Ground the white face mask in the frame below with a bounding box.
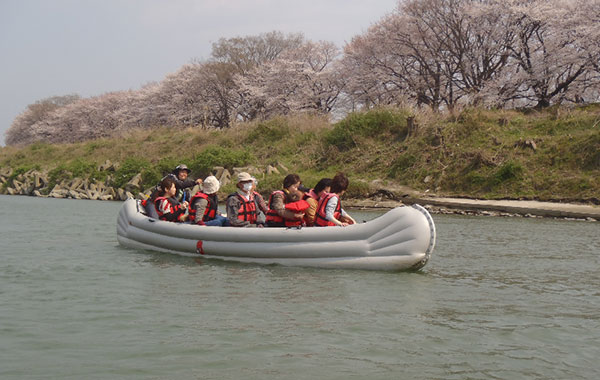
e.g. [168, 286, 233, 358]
[242, 182, 253, 192]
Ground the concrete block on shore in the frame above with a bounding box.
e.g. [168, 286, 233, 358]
[117, 188, 128, 201]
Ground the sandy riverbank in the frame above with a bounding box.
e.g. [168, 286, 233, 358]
[346, 196, 600, 221]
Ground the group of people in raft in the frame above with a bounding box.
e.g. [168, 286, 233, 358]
[142, 164, 356, 228]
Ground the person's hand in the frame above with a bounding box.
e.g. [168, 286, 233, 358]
[340, 216, 355, 225]
[182, 201, 189, 209]
[293, 213, 304, 220]
[195, 178, 203, 185]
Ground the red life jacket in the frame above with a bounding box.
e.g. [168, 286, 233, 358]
[228, 192, 257, 223]
[189, 192, 218, 223]
[284, 200, 310, 227]
[265, 190, 285, 226]
[314, 193, 342, 227]
[154, 196, 186, 222]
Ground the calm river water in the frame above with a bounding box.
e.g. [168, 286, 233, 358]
[0, 194, 598, 379]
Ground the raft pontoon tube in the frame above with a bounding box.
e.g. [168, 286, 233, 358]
[117, 199, 436, 271]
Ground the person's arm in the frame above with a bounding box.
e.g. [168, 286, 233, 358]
[226, 196, 249, 227]
[192, 198, 208, 225]
[339, 208, 356, 224]
[272, 192, 302, 220]
[254, 192, 268, 214]
[177, 177, 197, 189]
[325, 196, 346, 226]
[173, 198, 188, 222]
[157, 198, 187, 222]
[305, 198, 317, 225]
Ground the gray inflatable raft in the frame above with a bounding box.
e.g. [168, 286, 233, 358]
[117, 199, 436, 271]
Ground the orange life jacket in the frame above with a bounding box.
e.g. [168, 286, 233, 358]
[189, 192, 218, 223]
[228, 192, 257, 223]
[314, 193, 341, 227]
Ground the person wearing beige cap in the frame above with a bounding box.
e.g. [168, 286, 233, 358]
[188, 175, 229, 226]
[226, 172, 261, 227]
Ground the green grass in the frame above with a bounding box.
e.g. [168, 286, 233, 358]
[1, 105, 599, 201]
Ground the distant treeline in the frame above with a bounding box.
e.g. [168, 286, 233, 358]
[6, 0, 600, 146]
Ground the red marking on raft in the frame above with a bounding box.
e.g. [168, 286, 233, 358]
[196, 240, 204, 255]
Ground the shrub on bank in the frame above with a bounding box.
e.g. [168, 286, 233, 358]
[1, 105, 599, 202]
[189, 146, 255, 176]
[325, 108, 411, 151]
[112, 157, 155, 189]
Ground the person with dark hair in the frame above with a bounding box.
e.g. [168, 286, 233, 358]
[147, 164, 203, 205]
[282, 189, 310, 227]
[153, 177, 189, 222]
[265, 173, 305, 227]
[314, 173, 356, 227]
[303, 178, 332, 226]
[170, 164, 203, 202]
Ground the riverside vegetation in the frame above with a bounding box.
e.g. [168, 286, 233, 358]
[1, 106, 599, 205]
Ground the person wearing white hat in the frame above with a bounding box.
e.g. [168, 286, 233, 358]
[188, 176, 229, 226]
[226, 172, 262, 227]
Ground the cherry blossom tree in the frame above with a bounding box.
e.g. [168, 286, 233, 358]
[479, 0, 600, 108]
[5, 95, 80, 145]
[344, 1, 475, 110]
[7, 4, 600, 146]
[341, 0, 600, 110]
[236, 41, 344, 118]
[211, 31, 305, 75]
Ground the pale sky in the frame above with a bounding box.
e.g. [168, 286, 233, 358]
[0, 0, 398, 146]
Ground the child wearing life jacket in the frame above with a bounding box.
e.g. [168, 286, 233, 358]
[282, 190, 310, 227]
[265, 174, 306, 227]
[302, 178, 332, 226]
[314, 173, 356, 227]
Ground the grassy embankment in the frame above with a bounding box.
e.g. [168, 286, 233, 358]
[1, 105, 599, 202]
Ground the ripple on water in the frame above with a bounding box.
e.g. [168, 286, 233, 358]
[1, 198, 599, 379]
